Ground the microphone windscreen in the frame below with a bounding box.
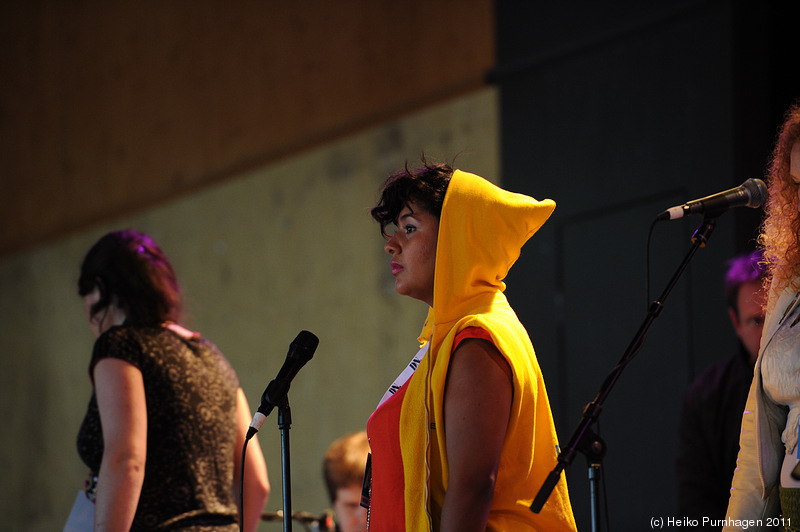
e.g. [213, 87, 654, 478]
[744, 178, 768, 208]
[293, 330, 319, 353]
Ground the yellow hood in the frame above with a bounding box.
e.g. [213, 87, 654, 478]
[399, 170, 576, 531]
[431, 169, 555, 326]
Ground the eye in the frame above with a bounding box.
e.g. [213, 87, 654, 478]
[403, 224, 416, 234]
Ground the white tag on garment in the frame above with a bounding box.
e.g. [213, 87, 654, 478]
[63, 491, 94, 532]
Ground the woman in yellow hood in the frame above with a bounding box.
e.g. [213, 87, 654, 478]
[366, 160, 577, 531]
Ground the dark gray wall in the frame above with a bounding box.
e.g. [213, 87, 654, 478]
[494, 1, 798, 529]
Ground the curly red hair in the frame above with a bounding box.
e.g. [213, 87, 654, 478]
[758, 100, 800, 297]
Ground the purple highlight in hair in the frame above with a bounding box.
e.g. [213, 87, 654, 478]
[724, 249, 766, 311]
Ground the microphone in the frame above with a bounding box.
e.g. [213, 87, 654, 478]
[248, 330, 319, 435]
[657, 178, 767, 221]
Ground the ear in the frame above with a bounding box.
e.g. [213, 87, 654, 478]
[93, 277, 106, 300]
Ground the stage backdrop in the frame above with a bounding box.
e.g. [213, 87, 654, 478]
[495, 1, 799, 529]
[0, 89, 499, 531]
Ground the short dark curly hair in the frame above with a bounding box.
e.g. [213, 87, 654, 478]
[370, 157, 454, 237]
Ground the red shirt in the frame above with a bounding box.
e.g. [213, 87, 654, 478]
[365, 327, 492, 530]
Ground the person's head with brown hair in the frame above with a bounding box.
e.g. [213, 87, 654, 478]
[323, 431, 369, 532]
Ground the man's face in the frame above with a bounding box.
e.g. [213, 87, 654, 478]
[729, 279, 767, 364]
[333, 484, 367, 532]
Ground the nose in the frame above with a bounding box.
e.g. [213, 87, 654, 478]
[384, 231, 399, 255]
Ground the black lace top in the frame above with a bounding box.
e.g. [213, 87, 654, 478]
[77, 325, 241, 531]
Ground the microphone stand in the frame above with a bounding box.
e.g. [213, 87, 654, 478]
[278, 395, 294, 532]
[530, 215, 719, 531]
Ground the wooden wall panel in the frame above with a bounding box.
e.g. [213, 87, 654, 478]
[0, 0, 494, 256]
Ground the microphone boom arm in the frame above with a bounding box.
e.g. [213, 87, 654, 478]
[531, 216, 718, 527]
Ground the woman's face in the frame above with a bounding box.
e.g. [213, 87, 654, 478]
[791, 139, 800, 211]
[383, 201, 439, 306]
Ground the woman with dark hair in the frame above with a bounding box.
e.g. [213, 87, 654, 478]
[725, 101, 800, 530]
[76, 229, 270, 531]
[366, 160, 577, 531]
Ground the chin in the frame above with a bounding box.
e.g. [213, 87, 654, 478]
[394, 281, 410, 297]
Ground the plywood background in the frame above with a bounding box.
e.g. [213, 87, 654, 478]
[1, 1, 494, 257]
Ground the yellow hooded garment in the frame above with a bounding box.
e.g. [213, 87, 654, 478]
[398, 170, 577, 531]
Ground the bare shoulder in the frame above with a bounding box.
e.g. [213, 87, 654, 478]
[451, 338, 512, 383]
